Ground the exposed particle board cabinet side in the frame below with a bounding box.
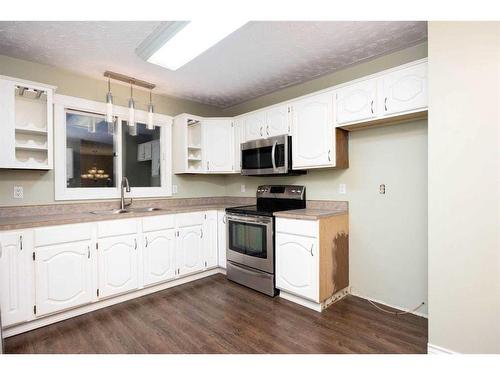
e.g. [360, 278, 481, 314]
[275, 214, 349, 311]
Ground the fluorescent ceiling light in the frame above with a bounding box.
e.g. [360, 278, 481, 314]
[146, 20, 246, 71]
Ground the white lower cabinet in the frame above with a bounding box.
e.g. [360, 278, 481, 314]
[98, 234, 139, 299]
[0, 231, 32, 326]
[34, 240, 93, 316]
[276, 232, 319, 302]
[217, 210, 227, 268]
[143, 229, 176, 286]
[203, 210, 218, 269]
[176, 225, 204, 276]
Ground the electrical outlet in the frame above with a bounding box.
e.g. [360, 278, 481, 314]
[379, 184, 386, 194]
[172, 185, 178, 194]
[13, 185, 24, 199]
[240, 184, 246, 193]
[338, 183, 347, 194]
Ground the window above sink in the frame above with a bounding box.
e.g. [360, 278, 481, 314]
[54, 94, 172, 201]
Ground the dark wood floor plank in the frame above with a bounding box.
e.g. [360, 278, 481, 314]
[4, 274, 428, 354]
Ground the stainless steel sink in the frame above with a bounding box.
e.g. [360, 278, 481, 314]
[91, 208, 131, 215]
[91, 207, 162, 215]
[128, 207, 162, 213]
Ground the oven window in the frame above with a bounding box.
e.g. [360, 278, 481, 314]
[228, 221, 267, 258]
[242, 144, 285, 170]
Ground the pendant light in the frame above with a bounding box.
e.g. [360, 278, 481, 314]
[147, 89, 155, 130]
[128, 82, 137, 136]
[105, 77, 114, 135]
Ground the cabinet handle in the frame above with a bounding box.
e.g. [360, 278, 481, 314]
[266, 125, 269, 136]
[328, 149, 331, 162]
[87, 246, 90, 259]
[145, 236, 148, 248]
[260, 127, 263, 137]
[19, 235, 23, 251]
[310, 244, 314, 256]
[200, 229, 203, 238]
[134, 238, 137, 250]
[370, 99, 374, 114]
[222, 214, 227, 224]
[384, 97, 388, 111]
[207, 161, 209, 170]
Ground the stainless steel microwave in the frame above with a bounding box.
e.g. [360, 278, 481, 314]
[241, 135, 304, 176]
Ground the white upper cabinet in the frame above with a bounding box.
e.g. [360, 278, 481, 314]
[290, 92, 336, 169]
[143, 229, 176, 286]
[0, 76, 55, 170]
[276, 232, 319, 302]
[176, 225, 204, 276]
[203, 118, 234, 172]
[243, 111, 267, 141]
[232, 119, 243, 173]
[34, 240, 93, 316]
[336, 79, 378, 125]
[265, 105, 290, 137]
[98, 234, 139, 299]
[0, 232, 32, 326]
[382, 63, 428, 116]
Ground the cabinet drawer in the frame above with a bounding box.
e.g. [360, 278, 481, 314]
[176, 212, 205, 228]
[142, 214, 175, 232]
[276, 218, 318, 238]
[97, 218, 138, 238]
[34, 223, 92, 247]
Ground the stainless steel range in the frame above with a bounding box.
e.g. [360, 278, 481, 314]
[225, 185, 306, 296]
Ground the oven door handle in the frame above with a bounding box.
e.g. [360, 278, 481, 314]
[271, 140, 277, 171]
[226, 214, 272, 225]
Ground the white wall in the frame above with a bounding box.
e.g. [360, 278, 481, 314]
[225, 120, 428, 315]
[428, 21, 500, 353]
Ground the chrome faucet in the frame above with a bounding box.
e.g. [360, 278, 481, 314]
[120, 177, 133, 210]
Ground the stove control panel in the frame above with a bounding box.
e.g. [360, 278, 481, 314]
[256, 185, 306, 200]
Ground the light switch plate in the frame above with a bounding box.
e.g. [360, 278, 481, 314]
[240, 184, 246, 193]
[172, 185, 178, 194]
[14, 185, 24, 199]
[338, 183, 347, 194]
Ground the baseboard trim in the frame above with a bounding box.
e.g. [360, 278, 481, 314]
[427, 343, 458, 354]
[279, 287, 349, 312]
[3, 267, 225, 338]
[349, 291, 428, 318]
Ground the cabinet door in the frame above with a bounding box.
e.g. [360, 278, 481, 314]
[0, 79, 15, 168]
[143, 229, 176, 286]
[233, 120, 243, 173]
[203, 119, 233, 172]
[217, 210, 227, 268]
[176, 225, 204, 276]
[382, 63, 427, 116]
[98, 234, 138, 299]
[265, 105, 290, 137]
[336, 79, 377, 124]
[35, 240, 93, 316]
[276, 233, 319, 302]
[291, 92, 335, 169]
[243, 111, 266, 141]
[203, 211, 218, 269]
[0, 232, 31, 326]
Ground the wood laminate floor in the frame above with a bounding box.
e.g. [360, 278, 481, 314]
[5, 274, 428, 354]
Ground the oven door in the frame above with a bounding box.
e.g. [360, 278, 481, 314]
[241, 135, 288, 176]
[226, 214, 274, 274]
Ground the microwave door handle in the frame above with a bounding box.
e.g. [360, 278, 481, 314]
[271, 140, 277, 170]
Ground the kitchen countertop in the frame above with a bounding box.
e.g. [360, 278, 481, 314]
[274, 208, 348, 221]
[0, 204, 237, 231]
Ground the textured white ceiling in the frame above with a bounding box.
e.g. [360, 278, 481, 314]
[0, 21, 427, 108]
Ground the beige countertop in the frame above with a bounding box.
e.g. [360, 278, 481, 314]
[274, 208, 348, 221]
[0, 204, 236, 231]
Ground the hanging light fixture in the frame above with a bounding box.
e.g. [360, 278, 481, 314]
[147, 89, 155, 130]
[128, 82, 137, 136]
[105, 77, 114, 135]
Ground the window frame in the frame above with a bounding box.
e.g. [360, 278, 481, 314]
[54, 94, 172, 201]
